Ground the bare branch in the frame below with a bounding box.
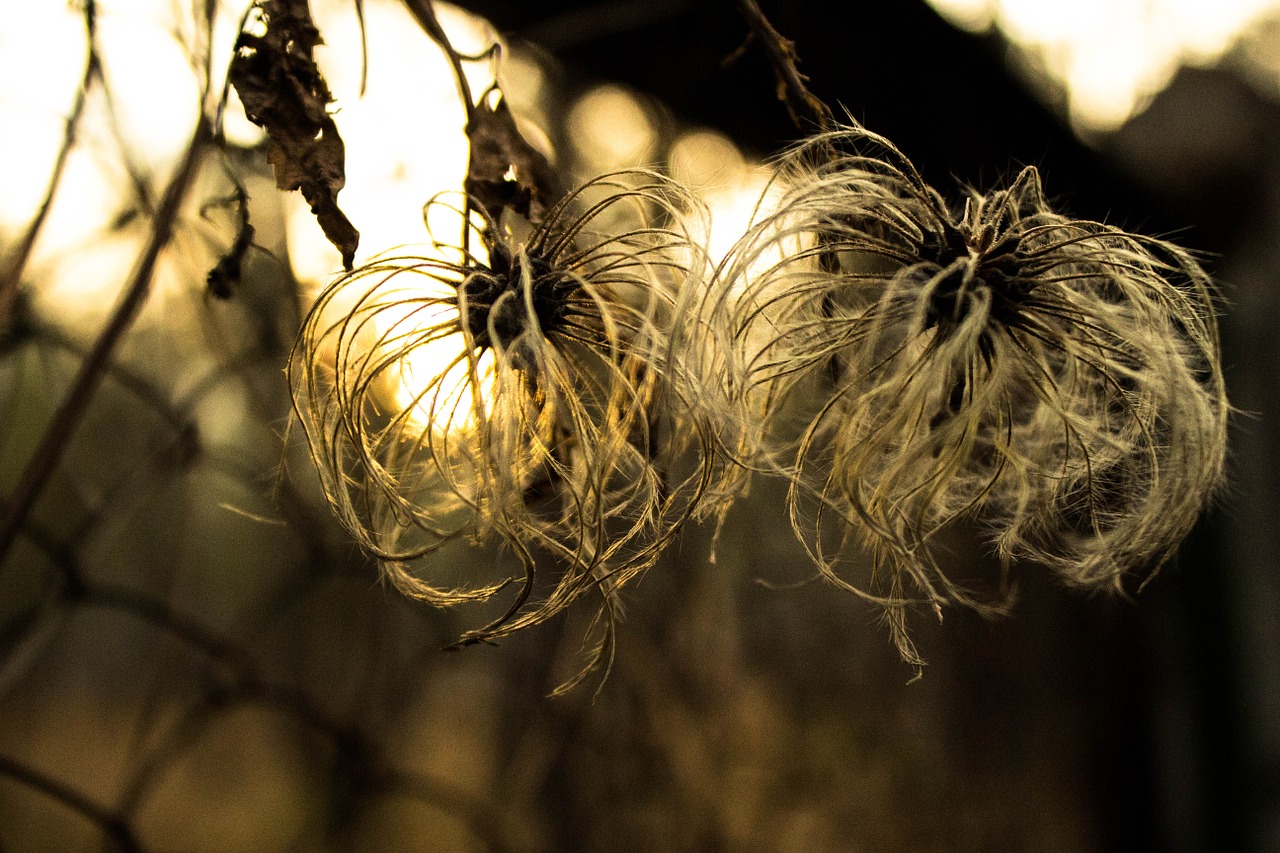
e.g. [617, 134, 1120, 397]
[0, 118, 213, 566]
[0, 1, 98, 327]
[0, 755, 141, 853]
[401, 0, 561, 227]
[400, 0, 477, 123]
[736, 0, 834, 132]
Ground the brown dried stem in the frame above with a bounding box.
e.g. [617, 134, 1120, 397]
[401, 0, 560, 228]
[0, 1, 98, 328]
[736, 0, 834, 133]
[401, 0, 482, 254]
[400, 0, 477, 123]
[0, 118, 213, 566]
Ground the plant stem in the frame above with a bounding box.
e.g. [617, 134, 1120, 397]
[400, 0, 481, 252]
[0, 2, 98, 327]
[737, 0, 834, 132]
[0, 118, 212, 566]
[400, 0, 477, 124]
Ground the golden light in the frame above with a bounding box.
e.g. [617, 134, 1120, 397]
[0, 3, 87, 234]
[665, 129, 805, 393]
[287, 0, 509, 433]
[1234, 15, 1280, 96]
[371, 206, 497, 434]
[499, 49, 550, 127]
[927, 0, 994, 31]
[0, 0, 224, 333]
[2, 0, 511, 431]
[668, 129, 789, 271]
[927, 0, 1280, 132]
[388, 295, 498, 435]
[95, 7, 202, 169]
[668, 129, 746, 196]
[285, 0, 487, 288]
[567, 84, 658, 171]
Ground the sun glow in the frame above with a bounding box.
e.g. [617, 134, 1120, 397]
[373, 279, 497, 436]
[927, 0, 1280, 131]
[285, 0, 512, 432]
[668, 130, 794, 279]
[0, 0, 211, 328]
[284, 0, 489, 289]
[567, 85, 658, 172]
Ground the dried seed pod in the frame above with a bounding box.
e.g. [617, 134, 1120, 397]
[290, 171, 717, 686]
[718, 126, 1228, 661]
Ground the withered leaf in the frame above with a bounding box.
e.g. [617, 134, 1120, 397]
[207, 224, 255, 299]
[229, 0, 359, 269]
[205, 187, 254, 300]
[465, 96, 560, 225]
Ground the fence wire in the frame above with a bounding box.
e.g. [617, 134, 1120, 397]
[0, 1, 1216, 851]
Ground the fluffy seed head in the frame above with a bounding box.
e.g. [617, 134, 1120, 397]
[289, 171, 718, 685]
[717, 126, 1228, 661]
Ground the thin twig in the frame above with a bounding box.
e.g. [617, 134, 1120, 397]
[399, 0, 476, 124]
[0, 118, 213, 566]
[0, 755, 142, 853]
[401, 0, 561, 233]
[736, 0, 834, 132]
[400, 0, 480, 253]
[79, 584, 262, 680]
[0, 1, 98, 326]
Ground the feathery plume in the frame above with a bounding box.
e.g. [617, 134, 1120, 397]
[290, 171, 717, 685]
[717, 126, 1228, 661]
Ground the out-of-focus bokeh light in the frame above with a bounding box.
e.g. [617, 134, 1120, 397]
[567, 84, 658, 171]
[286, 0, 495, 289]
[666, 129, 802, 381]
[96, 8, 202, 168]
[0, 3, 87, 235]
[927, 0, 995, 32]
[1232, 14, 1280, 97]
[1, 0, 509, 431]
[291, 0, 505, 433]
[498, 49, 557, 168]
[0, 0, 228, 332]
[668, 129, 786, 270]
[669, 130, 746, 196]
[928, 0, 1280, 132]
[500, 49, 550, 125]
[392, 301, 497, 434]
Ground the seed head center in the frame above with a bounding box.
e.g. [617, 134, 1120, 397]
[460, 244, 573, 351]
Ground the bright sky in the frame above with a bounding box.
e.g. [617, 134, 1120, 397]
[927, 0, 1280, 131]
[5, 0, 1276, 431]
[10, 0, 1276, 274]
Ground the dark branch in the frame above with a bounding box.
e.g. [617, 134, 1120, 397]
[736, 0, 834, 132]
[0, 119, 213, 567]
[0, 1, 98, 327]
[0, 755, 141, 853]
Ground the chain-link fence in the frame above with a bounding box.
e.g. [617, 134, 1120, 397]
[0, 1, 1265, 851]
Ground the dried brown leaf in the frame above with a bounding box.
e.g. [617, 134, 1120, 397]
[465, 96, 559, 224]
[229, 0, 359, 269]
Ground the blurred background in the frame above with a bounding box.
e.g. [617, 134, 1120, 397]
[0, 0, 1277, 850]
